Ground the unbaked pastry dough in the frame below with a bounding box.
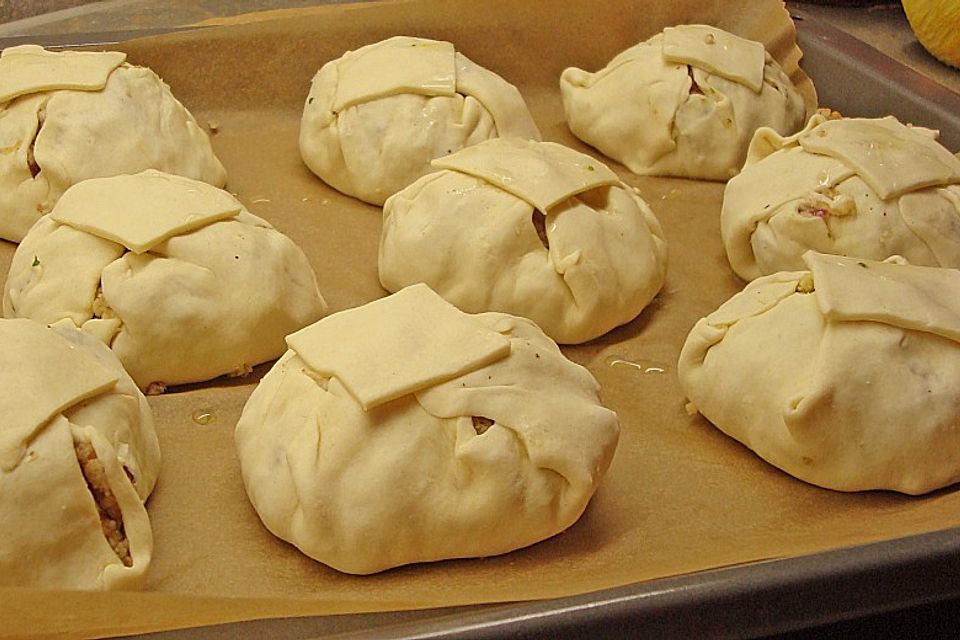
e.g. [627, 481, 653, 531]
[678, 250, 960, 494]
[235, 283, 619, 574]
[3, 170, 328, 391]
[379, 138, 668, 344]
[0, 318, 160, 589]
[722, 114, 960, 281]
[299, 35, 541, 205]
[560, 24, 807, 180]
[0, 45, 227, 243]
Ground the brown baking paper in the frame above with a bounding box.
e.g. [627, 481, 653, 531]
[3, 1, 959, 637]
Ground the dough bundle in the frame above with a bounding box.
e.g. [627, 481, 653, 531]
[235, 283, 620, 574]
[379, 138, 668, 344]
[3, 170, 328, 391]
[299, 35, 541, 205]
[560, 24, 806, 180]
[0, 45, 227, 243]
[678, 250, 960, 495]
[0, 319, 160, 589]
[722, 114, 960, 281]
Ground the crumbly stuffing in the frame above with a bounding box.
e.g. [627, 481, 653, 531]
[797, 190, 855, 220]
[91, 285, 118, 320]
[816, 107, 844, 121]
[686, 65, 705, 95]
[471, 416, 494, 435]
[531, 211, 549, 250]
[227, 363, 254, 378]
[145, 381, 167, 395]
[74, 439, 132, 567]
[796, 274, 816, 294]
[26, 104, 45, 179]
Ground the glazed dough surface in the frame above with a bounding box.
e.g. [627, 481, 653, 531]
[0, 46, 227, 243]
[3, 171, 328, 390]
[560, 24, 806, 180]
[379, 138, 667, 344]
[0, 44, 125, 102]
[722, 115, 960, 281]
[0, 319, 159, 589]
[299, 35, 541, 205]
[678, 251, 960, 494]
[235, 285, 619, 574]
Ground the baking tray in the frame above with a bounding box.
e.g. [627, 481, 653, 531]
[3, 4, 960, 639]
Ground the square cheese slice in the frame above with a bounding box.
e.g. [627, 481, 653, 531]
[332, 36, 456, 113]
[798, 117, 960, 200]
[50, 170, 242, 254]
[805, 251, 960, 344]
[431, 138, 620, 213]
[0, 44, 125, 104]
[286, 283, 511, 411]
[0, 320, 118, 471]
[661, 25, 765, 93]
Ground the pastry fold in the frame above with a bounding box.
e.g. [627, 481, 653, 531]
[236, 285, 619, 574]
[0, 319, 159, 589]
[679, 251, 960, 494]
[300, 36, 541, 205]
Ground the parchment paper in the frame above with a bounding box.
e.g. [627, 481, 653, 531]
[4, 1, 958, 637]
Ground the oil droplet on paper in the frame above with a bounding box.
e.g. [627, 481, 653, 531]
[605, 355, 668, 374]
[191, 408, 217, 426]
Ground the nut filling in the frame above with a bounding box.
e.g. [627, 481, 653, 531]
[74, 439, 132, 567]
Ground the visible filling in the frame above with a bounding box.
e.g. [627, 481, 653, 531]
[302, 367, 330, 390]
[26, 104, 45, 179]
[816, 107, 844, 121]
[532, 211, 550, 250]
[687, 66, 704, 95]
[796, 190, 856, 221]
[798, 206, 830, 219]
[74, 438, 132, 567]
[91, 285, 117, 320]
[471, 416, 494, 435]
[227, 363, 254, 378]
[144, 381, 167, 396]
[795, 274, 815, 294]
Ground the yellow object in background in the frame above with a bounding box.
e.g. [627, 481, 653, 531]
[902, 0, 960, 68]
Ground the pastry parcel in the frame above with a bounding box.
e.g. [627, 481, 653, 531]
[3, 170, 328, 391]
[0, 319, 160, 589]
[679, 251, 960, 494]
[300, 35, 541, 205]
[379, 138, 667, 344]
[235, 284, 619, 574]
[0, 45, 226, 242]
[721, 114, 960, 281]
[560, 25, 806, 180]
